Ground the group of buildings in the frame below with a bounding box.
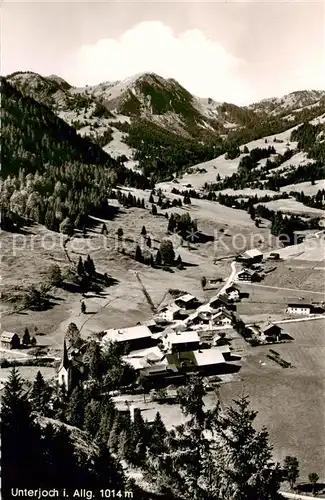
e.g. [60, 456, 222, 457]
[98, 288, 242, 388]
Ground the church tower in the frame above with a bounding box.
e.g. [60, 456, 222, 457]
[57, 339, 71, 391]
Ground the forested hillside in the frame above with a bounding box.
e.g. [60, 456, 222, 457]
[0, 78, 149, 232]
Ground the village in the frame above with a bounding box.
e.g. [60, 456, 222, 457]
[2, 244, 322, 402]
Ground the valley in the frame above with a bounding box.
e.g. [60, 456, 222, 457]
[1, 69, 325, 498]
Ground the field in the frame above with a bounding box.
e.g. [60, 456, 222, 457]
[258, 198, 325, 217]
[219, 318, 325, 481]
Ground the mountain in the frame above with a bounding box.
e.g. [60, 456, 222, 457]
[0, 76, 115, 178]
[5, 70, 325, 182]
[248, 90, 325, 119]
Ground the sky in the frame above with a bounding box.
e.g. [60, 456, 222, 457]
[2, 0, 324, 105]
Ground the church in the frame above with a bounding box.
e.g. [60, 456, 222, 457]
[57, 340, 84, 392]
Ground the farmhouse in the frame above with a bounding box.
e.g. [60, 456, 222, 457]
[286, 303, 312, 315]
[164, 331, 200, 352]
[209, 294, 234, 310]
[237, 269, 260, 282]
[101, 325, 154, 351]
[224, 285, 240, 302]
[193, 347, 226, 368]
[160, 304, 183, 322]
[238, 248, 263, 265]
[211, 308, 233, 327]
[259, 322, 283, 342]
[174, 294, 199, 310]
[0, 331, 20, 349]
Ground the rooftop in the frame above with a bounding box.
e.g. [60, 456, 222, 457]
[167, 331, 200, 344]
[243, 248, 263, 259]
[176, 293, 197, 303]
[102, 325, 152, 344]
[1, 331, 18, 341]
[193, 347, 226, 366]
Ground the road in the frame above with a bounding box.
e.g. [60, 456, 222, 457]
[279, 491, 321, 500]
[241, 283, 325, 295]
[218, 261, 237, 295]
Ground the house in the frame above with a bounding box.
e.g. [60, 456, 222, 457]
[164, 331, 200, 352]
[122, 346, 166, 373]
[237, 269, 260, 282]
[240, 248, 263, 265]
[174, 294, 199, 310]
[193, 347, 226, 369]
[160, 304, 183, 322]
[259, 322, 282, 341]
[138, 319, 163, 333]
[211, 308, 233, 327]
[0, 331, 20, 349]
[224, 285, 240, 302]
[286, 303, 312, 315]
[209, 294, 234, 310]
[101, 325, 154, 351]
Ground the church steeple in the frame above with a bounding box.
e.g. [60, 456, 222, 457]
[59, 339, 70, 371]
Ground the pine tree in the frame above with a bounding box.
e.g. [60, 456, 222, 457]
[135, 245, 142, 262]
[146, 236, 152, 248]
[141, 225, 147, 236]
[84, 400, 101, 437]
[67, 386, 85, 429]
[77, 256, 84, 276]
[151, 204, 157, 215]
[118, 429, 133, 460]
[85, 255, 96, 277]
[149, 193, 154, 203]
[23, 327, 31, 345]
[81, 301, 86, 314]
[155, 249, 162, 266]
[101, 223, 108, 235]
[30, 371, 50, 413]
[108, 414, 122, 454]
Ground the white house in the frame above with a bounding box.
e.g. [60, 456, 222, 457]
[193, 347, 226, 368]
[174, 294, 198, 310]
[286, 303, 312, 315]
[211, 308, 233, 327]
[101, 325, 153, 350]
[164, 330, 200, 352]
[161, 303, 182, 322]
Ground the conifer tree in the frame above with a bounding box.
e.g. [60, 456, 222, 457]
[23, 327, 31, 345]
[141, 225, 147, 236]
[152, 204, 157, 215]
[135, 245, 142, 262]
[30, 371, 50, 413]
[77, 256, 84, 276]
[67, 386, 85, 429]
[155, 249, 162, 266]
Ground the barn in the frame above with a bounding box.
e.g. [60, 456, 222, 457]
[1, 331, 21, 349]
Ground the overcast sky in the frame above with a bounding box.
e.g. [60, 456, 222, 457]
[2, 0, 324, 105]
